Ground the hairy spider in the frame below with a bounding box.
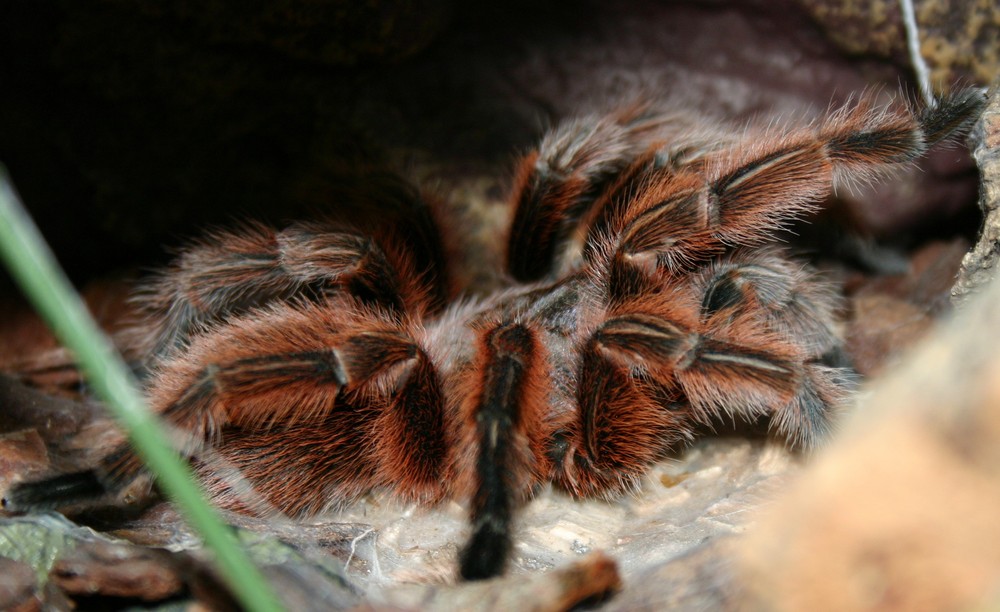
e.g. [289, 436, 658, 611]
[6, 88, 984, 581]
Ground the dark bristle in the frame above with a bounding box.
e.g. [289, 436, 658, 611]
[507, 181, 564, 282]
[920, 88, 988, 145]
[379, 183, 452, 311]
[3, 471, 107, 511]
[701, 274, 746, 316]
[826, 128, 922, 164]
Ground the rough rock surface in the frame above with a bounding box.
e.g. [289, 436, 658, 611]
[953, 83, 1000, 303]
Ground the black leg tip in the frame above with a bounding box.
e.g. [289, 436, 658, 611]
[3, 471, 106, 512]
[458, 522, 511, 581]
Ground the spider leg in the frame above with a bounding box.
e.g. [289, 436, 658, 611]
[506, 105, 678, 282]
[552, 324, 695, 498]
[455, 321, 551, 580]
[553, 284, 850, 497]
[5, 300, 449, 514]
[133, 221, 409, 358]
[696, 249, 843, 361]
[200, 322, 448, 515]
[518, 89, 984, 288]
[133, 212, 447, 362]
[694, 253, 855, 444]
[630, 92, 979, 273]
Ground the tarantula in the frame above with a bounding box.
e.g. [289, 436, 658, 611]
[6, 88, 984, 581]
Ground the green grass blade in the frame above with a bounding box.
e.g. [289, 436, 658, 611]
[0, 168, 284, 612]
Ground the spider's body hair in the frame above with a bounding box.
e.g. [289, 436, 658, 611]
[4, 87, 985, 581]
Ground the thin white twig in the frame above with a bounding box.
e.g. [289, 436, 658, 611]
[344, 526, 375, 573]
[899, 0, 936, 107]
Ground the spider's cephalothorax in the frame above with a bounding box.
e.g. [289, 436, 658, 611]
[6, 89, 985, 580]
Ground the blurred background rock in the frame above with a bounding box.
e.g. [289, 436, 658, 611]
[2, 0, 996, 287]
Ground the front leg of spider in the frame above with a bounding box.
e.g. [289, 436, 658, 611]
[457, 322, 553, 580]
[130, 219, 442, 365]
[194, 310, 450, 515]
[125, 176, 452, 366]
[553, 276, 847, 497]
[542, 92, 990, 496]
[510, 89, 986, 283]
[6, 300, 451, 516]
